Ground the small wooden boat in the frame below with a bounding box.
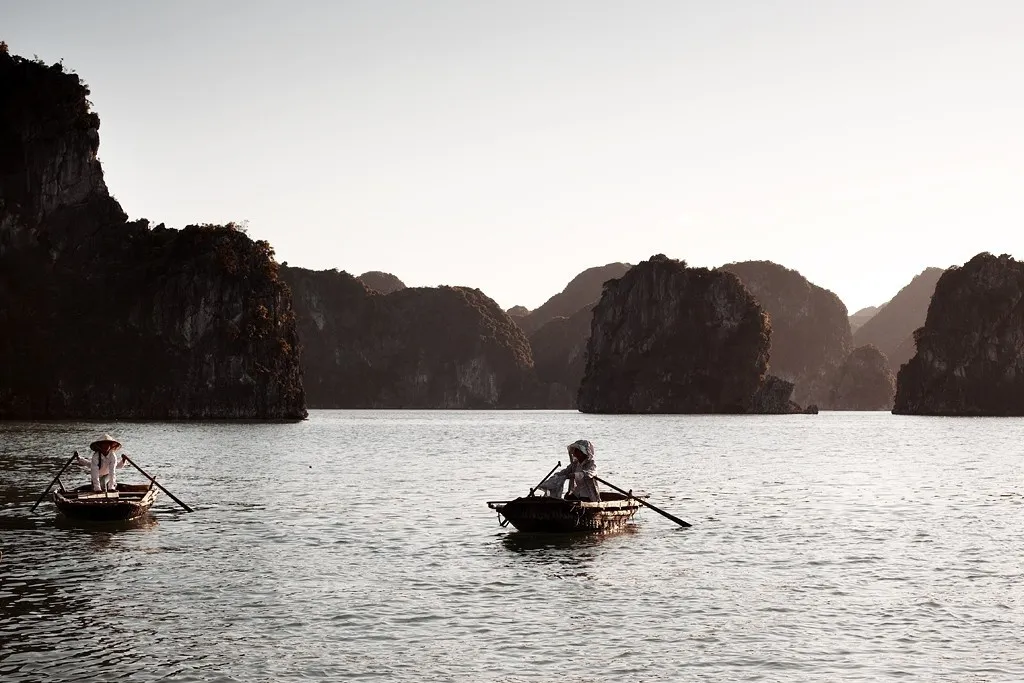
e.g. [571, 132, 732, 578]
[487, 492, 644, 533]
[53, 483, 158, 522]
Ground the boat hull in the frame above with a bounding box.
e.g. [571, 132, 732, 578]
[53, 483, 157, 522]
[488, 492, 641, 533]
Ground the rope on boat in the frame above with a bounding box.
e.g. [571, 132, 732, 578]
[570, 501, 590, 529]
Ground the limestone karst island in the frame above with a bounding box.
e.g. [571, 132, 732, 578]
[3, 45, 1024, 418]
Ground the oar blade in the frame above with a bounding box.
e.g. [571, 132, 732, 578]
[594, 476, 691, 528]
[123, 455, 194, 513]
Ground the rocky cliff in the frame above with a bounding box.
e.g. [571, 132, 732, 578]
[854, 267, 944, 371]
[506, 305, 529, 330]
[578, 255, 803, 414]
[829, 345, 896, 410]
[528, 305, 594, 409]
[894, 253, 1024, 416]
[750, 375, 816, 414]
[721, 261, 852, 407]
[282, 266, 542, 408]
[357, 270, 405, 294]
[0, 49, 306, 419]
[518, 263, 631, 335]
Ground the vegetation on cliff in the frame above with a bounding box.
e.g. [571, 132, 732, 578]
[894, 253, 1024, 416]
[357, 271, 405, 294]
[829, 345, 895, 410]
[528, 305, 594, 409]
[0, 49, 306, 418]
[282, 266, 542, 408]
[721, 261, 852, 407]
[578, 255, 801, 414]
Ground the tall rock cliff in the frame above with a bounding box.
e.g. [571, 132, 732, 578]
[282, 266, 542, 408]
[518, 263, 631, 335]
[721, 261, 852, 407]
[506, 305, 530, 330]
[578, 255, 802, 414]
[829, 345, 896, 410]
[893, 253, 1024, 416]
[528, 305, 594, 409]
[0, 49, 306, 419]
[854, 267, 944, 371]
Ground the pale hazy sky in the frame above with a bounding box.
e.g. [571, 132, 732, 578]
[5, 1, 1024, 312]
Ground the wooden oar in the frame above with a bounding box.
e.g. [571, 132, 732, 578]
[30, 452, 80, 513]
[122, 454, 193, 513]
[594, 476, 691, 528]
[528, 461, 561, 497]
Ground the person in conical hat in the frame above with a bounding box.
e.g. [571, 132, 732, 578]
[89, 434, 121, 454]
[535, 439, 601, 501]
[73, 434, 128, 493]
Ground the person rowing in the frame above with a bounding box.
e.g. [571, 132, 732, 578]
[72, 434, 127, 493]
[535, 439, 601, 502]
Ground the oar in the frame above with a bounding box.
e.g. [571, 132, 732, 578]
[528, 461, 561, 497]
[594, 476, 691, 528]
[30, 452, 79, 513]
[122, 454, 193, 513]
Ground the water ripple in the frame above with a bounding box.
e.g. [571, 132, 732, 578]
[1, 412, 1024, 681]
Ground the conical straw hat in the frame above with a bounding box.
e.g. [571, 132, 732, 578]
[89, 434, 122, 454]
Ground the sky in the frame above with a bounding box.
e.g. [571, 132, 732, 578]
[4, 1, 1024, 313]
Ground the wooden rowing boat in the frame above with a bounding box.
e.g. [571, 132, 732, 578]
[53, 483, 158, 522]
[486, 492, 644, 533]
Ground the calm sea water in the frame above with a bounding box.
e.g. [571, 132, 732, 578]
[1, 411, 1022, 682]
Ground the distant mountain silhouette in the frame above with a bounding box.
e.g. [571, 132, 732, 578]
[282, 267, 542, 408]
[529, 305, 594, 408]
[357, 271, 405, 294]
[518, 263, 631, 335]
[721, 260, 851, 408]
[829, 345, 895, 410]
[849, 305, 881, 332]
[853, 267, 944, 371]
[506, 305, 530, 329]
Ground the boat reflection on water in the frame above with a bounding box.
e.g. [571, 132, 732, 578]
[52, 512, 159, 533]
[52, 513, 159, 553]
[500, 525, 640, 554]
[496, 526, 641, 579]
